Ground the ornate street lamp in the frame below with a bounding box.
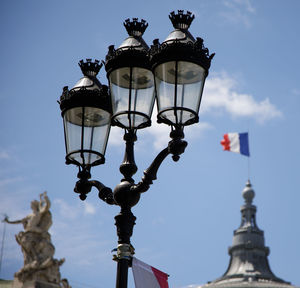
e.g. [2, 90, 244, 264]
[59, 60, 112, 200]
[150, 10, 214, 129]
[59, 11, 214, 288]
[105, 18, 155, 130]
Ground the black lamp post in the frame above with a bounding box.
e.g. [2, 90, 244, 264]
[59, 10, 214, 288]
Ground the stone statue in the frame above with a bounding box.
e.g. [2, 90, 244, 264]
[4, 192, 71, 288]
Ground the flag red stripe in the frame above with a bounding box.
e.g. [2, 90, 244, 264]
[151, 266, 169, 288]
[221, 134, 230, 151]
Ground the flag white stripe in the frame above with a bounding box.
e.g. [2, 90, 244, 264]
[228, 133, 240, 154]
[132, 257, 161, 288]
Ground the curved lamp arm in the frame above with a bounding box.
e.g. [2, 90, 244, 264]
[74, 170, 115, 204]
[131, 147, 169, 194]
[90, 180, 115, 205]
[132, 132, 188, 194]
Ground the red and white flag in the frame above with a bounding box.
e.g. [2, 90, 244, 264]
[132, 257, 169, 288]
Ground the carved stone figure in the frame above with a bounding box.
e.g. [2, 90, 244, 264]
[4, 192, 71, 288]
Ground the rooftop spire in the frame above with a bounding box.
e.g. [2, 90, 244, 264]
[202, 180, 293, 287]
[242, 179, 255, 204]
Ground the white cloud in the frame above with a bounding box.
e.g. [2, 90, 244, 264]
[292, 88, 300, 95]
[233, 0, 255, 13]
[53, 198, 97, 219]
[46, 198, 115, 272]
[107, 126, 123, 146]
[53, 224, 111, 267]
[221, 0, 255, 28]
[53, 198, 80, 220]
[139, 112, 171, 151]
[0, 190, 31, 220]
[83, 202, 96, 215]
[202, 73, 282, 123]
[144, 118, 213, 151]
[0, 150, 10, 160]
[152, 216, 166, 226]
[0, 147, 21, 163]
[0, 176, 25, 187]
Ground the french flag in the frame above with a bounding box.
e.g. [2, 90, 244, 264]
[132, 257, 169, 288]
[221, 132, 250, 156]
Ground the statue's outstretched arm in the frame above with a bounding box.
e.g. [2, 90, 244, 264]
[3, 216, 23, 225]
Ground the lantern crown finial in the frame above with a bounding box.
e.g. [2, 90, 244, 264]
[123, 18, 148, 37]
[79, 59, 103, 77]
[169, 10, 195, 30]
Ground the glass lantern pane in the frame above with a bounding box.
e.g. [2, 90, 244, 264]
[109, 67, 155, 128]
[64, 108, 82, 158]
[63, 107, 111, 166]
[154, 61, 206, 126]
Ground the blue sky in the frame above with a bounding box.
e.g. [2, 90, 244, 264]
[0, 1, 300, 287]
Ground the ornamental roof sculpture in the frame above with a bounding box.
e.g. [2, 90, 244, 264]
[199, 181, 296, 288]
[4, 192, 71, 288]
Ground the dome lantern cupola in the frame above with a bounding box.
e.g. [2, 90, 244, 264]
[200, 180, 294, 288]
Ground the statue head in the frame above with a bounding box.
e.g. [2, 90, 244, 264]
[31, 200, 39, 212]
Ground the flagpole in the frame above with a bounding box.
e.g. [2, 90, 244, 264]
[247, 129, 250, 181]
[248, 156, 251, 181]
[0, 216, 7, 277]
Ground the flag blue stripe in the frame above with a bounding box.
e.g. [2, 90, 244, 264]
[239, 133, 250, 156]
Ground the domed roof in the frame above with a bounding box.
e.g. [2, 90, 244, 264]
[198, 180, 297, 288]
